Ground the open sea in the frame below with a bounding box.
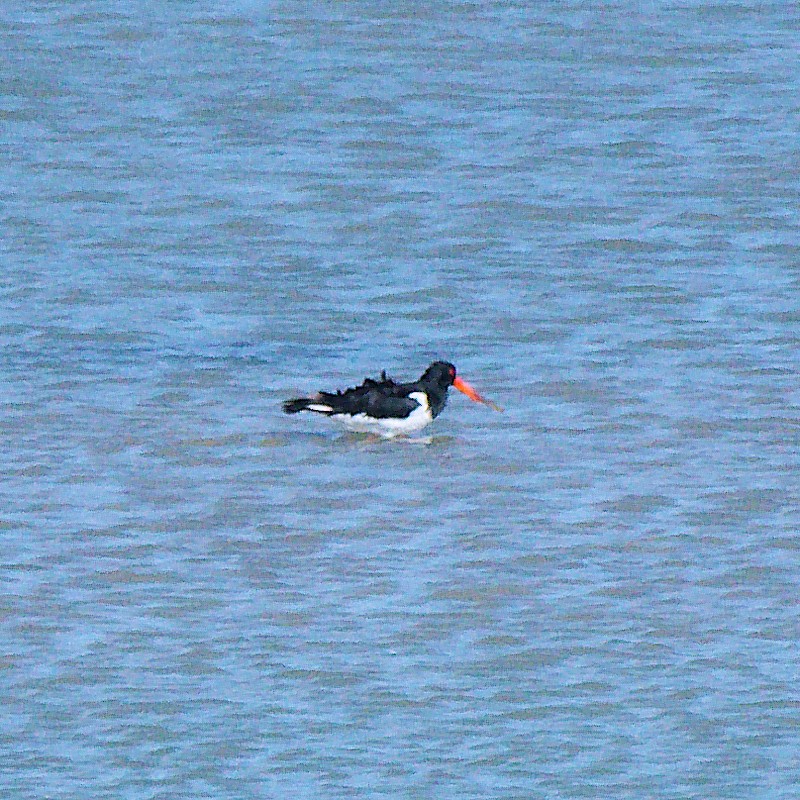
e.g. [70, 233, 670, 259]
[3, 2, 800, 798]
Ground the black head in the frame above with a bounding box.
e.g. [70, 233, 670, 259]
[421, 361, 457, 389]
[422, 361, 503, 412]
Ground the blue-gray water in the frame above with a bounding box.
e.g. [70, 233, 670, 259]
[3, 2, 800, 798]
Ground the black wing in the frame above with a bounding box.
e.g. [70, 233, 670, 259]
[363, 391, 420, 419]
[317, 370, 421, 418]
[283, 370, 423, 418]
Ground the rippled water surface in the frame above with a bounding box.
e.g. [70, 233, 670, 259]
[3, 2, 800, 798]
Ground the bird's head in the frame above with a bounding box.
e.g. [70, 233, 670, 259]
[423, 361, 503, 411]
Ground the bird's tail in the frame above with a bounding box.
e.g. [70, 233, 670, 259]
[282, 397, 335, 415]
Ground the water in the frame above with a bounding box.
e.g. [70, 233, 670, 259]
[3, 2, 800, 798]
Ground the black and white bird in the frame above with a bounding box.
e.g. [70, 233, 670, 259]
[283, 361, 502, 437]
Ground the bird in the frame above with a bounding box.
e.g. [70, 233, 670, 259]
[282, 360, 502, 437]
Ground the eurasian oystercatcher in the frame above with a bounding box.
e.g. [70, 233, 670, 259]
[283, 361, 502, 437]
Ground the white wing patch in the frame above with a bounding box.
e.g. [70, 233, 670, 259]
[306, 403, 334, 413]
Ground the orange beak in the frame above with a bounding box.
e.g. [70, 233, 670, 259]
[452, 376, 504, 412]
